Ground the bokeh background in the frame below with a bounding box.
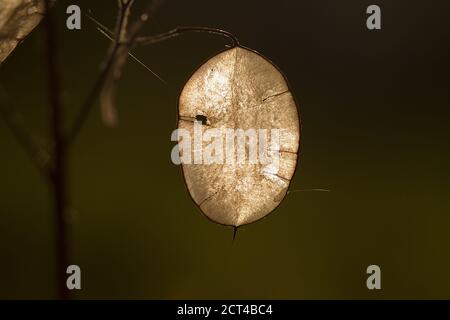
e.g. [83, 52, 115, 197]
[1, 0, 450, 299]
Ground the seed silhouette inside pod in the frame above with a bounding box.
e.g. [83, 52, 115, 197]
[177, 46, 300, 227]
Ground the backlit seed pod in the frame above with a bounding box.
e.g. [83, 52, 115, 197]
[0, 0, 45, 64]
[177, 46, 300, 227]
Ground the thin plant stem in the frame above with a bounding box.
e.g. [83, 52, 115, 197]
[43, 0, 69, 300]
[135, 26, 240, 47]
[65, 1, 133, 145]
[0, 99, 50, 175]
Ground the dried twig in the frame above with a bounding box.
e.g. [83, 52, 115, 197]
[135, 26, 240, 47]
[85, 10, 166, 83]
[43, 0, 69, 300]
[0, 97, 51, 174]
[67, 0, 165, 137]
[98, 0, 165, 127]
[65, 0, 135, 143]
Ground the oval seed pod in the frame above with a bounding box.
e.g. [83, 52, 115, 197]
[177, 46, 300, 227]
[0, 0, 45, 64]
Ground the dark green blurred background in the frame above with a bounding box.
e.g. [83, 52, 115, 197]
[1, 0, 449, 299]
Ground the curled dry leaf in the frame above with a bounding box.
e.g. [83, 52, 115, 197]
[177, 46, 300, 227]
[100, 45, 129, 127]
[99, 1, 134, 128]
[0, 0, 45, 64]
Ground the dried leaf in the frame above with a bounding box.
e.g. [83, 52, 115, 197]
[0, 0, 44, 64]
[178, 46, 300, 227]
[99, 49, 127, 128]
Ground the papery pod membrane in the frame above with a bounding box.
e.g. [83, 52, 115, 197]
[0, 0, 45, 64]
[177, 46, 300, 227]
